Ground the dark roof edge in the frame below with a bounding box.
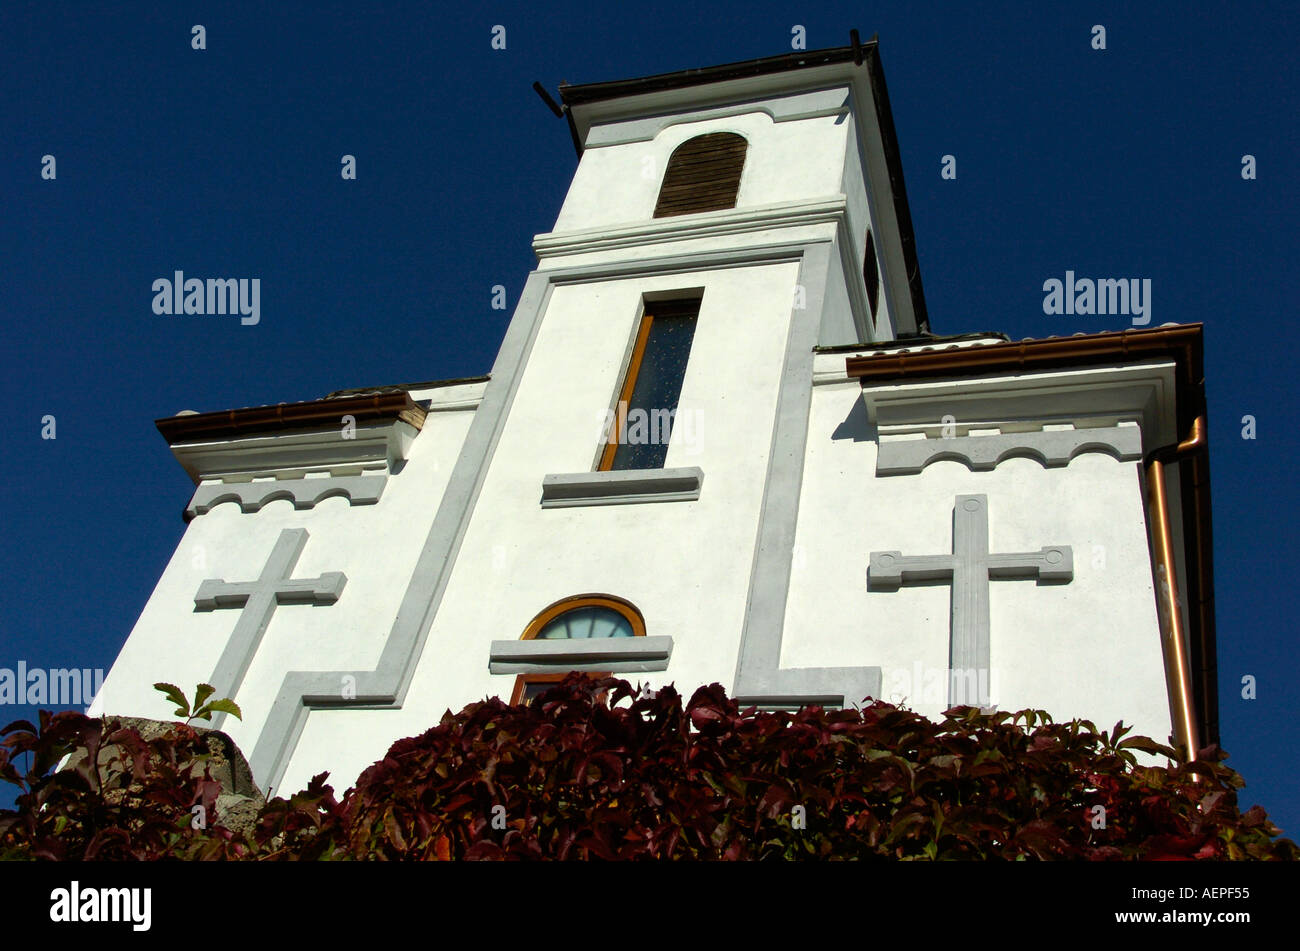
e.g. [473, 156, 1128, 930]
[815, 331, 1009, 354]
[846, 324, 1204, 390]
[864, 44, 930, 335]
[325, 374, 491, 400]
[156, 392, 429, 444]
[557, 45, 866, 108]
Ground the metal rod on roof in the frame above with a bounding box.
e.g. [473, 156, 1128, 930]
[850, 29, 863, 65]
[532, 81, 565, 118]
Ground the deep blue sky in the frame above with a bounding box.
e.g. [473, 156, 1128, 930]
[2, 3, 1297, 837]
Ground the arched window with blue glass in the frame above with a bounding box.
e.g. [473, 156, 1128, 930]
[510, 595, 646, 704]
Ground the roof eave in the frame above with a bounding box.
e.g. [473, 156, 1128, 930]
[558, 44, 866, 112]
[155, 392, 428, 444]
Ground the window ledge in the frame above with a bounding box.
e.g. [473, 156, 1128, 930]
[489, 636, 674, 674]
[540, 467, 703, 508]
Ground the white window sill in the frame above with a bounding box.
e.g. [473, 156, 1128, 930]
[488, 636, 674, 674]
[540, 467, 703, 508]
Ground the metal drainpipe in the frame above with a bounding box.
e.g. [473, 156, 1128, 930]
[1144, 416, 1206, 766]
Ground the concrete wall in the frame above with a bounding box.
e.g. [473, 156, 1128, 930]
[281, 262, 801, 793]
[784, 355, 1173, 745]
[90, 385, 479, 790]
[554, 110, 848, 232]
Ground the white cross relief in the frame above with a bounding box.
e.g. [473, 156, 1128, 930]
[868, 495, 1072, 708]
[193, 528, 345, 728]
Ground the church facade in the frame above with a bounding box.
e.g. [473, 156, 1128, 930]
[91, 41, 1217, 797]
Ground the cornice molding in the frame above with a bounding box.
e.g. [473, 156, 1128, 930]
[169, 420, 419, 484]
[582, 86, 851, 148]
[171, 418, 420, 519]
[532, 196, 846, 260]
[861, 361, 1180, 460]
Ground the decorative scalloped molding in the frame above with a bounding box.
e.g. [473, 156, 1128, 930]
[169, 420, 418, 485]
[487, 636, 675, 674]
[170, 415, 425, 518]
[876, 424, 1143, 475]
[186, 474, 387, 518]
[858, 360, 1178, 478]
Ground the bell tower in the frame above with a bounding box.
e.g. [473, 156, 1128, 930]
[544, 38, 928, 346]
[496, 38, 932, 711]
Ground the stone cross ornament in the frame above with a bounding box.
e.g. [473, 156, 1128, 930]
[868, 495, 1072, 707]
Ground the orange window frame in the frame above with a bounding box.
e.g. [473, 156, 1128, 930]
[598, 298, 700, 471]
[598, 311, 657, 471]
[510, 594, 646, 705]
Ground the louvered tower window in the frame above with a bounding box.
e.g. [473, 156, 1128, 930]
[653, 132, 747, 218]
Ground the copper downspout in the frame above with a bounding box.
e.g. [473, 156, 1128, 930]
[1144, 416, 1206, 765]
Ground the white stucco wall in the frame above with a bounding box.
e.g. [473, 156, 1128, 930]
[281, 262, 802, 793]
[553, 110, 849, 234]
[90, 394, 479, 786]
[784, 374, 1173, 746]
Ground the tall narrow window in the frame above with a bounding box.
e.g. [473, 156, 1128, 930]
[653, 132, 747, 218]
[511, 595, 646, 705]
[863, 229, 880, 318]
[600, 298, 700, 471]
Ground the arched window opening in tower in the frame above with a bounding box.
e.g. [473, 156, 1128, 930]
[653, 132, 747, 218]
